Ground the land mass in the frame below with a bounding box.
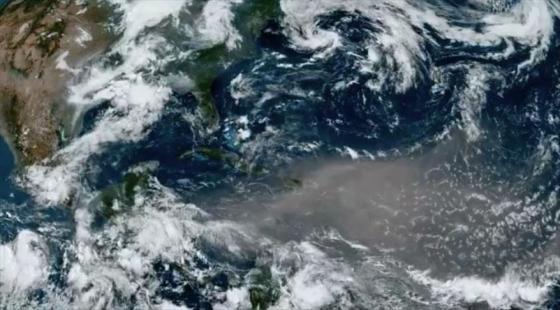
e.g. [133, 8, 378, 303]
[0, 0, 108, 165]
[0, 0, 282, 166]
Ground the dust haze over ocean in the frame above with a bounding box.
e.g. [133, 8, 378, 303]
[2, 0, 560, 309]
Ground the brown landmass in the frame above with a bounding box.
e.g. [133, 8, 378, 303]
[0, 0, 109, 165]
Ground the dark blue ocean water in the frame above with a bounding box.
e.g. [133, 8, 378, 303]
[0, 137, 14, 198]
[0, 137, 21, 242]
[0, 136, 29, 205]
[2, 1, 560, 309]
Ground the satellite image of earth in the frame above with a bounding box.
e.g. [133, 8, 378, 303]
[1, 0, 560, 309]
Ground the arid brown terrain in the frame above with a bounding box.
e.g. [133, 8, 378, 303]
[0, 0, 108, 164]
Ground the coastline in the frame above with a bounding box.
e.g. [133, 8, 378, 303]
[0, 135, 14, 194]
[0, 0, 9, 11]
[0, 0, 110, 165]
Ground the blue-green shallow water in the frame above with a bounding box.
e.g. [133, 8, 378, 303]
[2, 1, 560, 309]
[0, 0, 9, 10]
